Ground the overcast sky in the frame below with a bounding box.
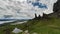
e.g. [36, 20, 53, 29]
[0, 0, 57, 19]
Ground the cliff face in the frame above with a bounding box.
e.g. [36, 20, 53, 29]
[53, 0, 60, 12]
[53, 0, 60, 17]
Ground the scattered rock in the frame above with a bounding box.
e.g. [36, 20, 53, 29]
[23, 30, 29, 34]
[12, 28, 23, 34]
[33, 32, 38, 34]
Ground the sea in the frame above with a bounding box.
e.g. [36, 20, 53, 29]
[0, 19, 29, 24]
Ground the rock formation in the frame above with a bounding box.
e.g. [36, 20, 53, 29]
[34, 0, 60, 20]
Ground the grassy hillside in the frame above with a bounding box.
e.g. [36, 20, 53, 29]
[0, 17, 60, 34]
[29, 18, 60, 34]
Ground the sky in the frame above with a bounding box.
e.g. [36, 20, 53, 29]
[0, 0, 57, 19]
[0, 0, 58, 24]
[15, 0, 27, 2]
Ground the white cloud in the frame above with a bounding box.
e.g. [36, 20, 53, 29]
[15, 0, 27, 2]
[0, 0, 58, 19]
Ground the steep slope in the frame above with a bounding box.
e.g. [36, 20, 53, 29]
[0, 17, 60, 34]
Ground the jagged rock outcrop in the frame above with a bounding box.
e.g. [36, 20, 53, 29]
[35, 13, 37, 18]
[42, 13, 49, 19]
[53, 0, 60, 18]
[53, 0, 60, 13]
[34, 13, 42, 19]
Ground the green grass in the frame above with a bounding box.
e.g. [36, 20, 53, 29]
[0, 17, 60, 34]
[28, 18, 60, 34]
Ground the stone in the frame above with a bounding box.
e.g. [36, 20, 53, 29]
[12, 28, 23, 34]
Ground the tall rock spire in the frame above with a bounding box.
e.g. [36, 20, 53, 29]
[35, 13, 37, 18]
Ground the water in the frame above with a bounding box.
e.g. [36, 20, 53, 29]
[0, 19, 28, 24]
[0, 20, 15, 24]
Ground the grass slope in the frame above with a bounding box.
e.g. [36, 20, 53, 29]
[0, 17, 60, 34]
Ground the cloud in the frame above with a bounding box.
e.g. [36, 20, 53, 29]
[0, 0, 58, 19]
